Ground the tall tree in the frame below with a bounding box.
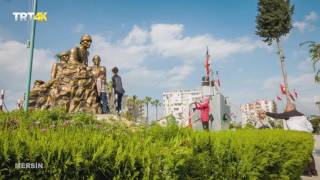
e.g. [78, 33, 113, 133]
[125, 96, 135, 121]
[256, 0, 294, 102]
[136, 99, 144, 121]
[143, 96, 152, 123]
[300, 41, 320, 83]
[126, 95, 143, 122]
[151, 99, 162, 121]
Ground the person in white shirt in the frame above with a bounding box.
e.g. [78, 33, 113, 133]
[96, 71, 109, 114]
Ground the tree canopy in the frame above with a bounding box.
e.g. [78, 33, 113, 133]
[256, 0, 294, 45]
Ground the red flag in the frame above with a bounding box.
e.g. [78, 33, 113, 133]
[280, 84, 286, 95]
[294, 89, 298, 98]
[276, 95, 282, 101]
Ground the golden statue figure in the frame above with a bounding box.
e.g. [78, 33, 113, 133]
[51, 51, 70, 80]
[69, 34, 92, 66]
[29, 80, 49, 108]
[91, 55, 106, 79]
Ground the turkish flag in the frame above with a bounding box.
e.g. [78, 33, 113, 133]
[294, 89, 298, 98]
[280, 84, 286, 95]
[276, 96, 282, 101]
[289, 92, 295, 101]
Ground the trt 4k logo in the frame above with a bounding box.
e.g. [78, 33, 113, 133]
[12, 12, 47, 22]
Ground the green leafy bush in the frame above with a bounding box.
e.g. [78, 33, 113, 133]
[310, 116, 320, 134]
[0, 110, 314, 179]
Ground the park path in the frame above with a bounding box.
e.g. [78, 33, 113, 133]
[302, 135, 320, 180]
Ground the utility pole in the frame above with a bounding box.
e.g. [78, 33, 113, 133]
[24, 0, 38, 111]
[315, 96, 320, 114]
[0, 89, 4, 111]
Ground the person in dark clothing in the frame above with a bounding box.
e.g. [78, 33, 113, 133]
[112, 67, 125, 114]
[260, 103, 317, 177]
[262, 103, 304, 120]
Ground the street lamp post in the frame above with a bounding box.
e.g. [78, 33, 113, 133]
[315, 96, 320, 114]
[24, 0, 38, 111]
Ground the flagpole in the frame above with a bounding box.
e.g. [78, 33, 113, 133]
[24, 0, 38, 111]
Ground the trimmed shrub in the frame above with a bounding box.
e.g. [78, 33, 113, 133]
[0, 110, 314, 179]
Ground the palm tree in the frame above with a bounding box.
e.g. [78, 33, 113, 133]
[256, 0, 294, 103]
[136, 99, 144, 121]
[143, 96, 152, 123]
[300, 41, 320, 83]
[151, 99, 162, 121]
[126, 95, 142, 122]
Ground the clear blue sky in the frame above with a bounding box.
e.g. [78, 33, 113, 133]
[0, 0, 319, 119]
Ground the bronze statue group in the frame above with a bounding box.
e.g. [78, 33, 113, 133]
[28, 34, 125, 114]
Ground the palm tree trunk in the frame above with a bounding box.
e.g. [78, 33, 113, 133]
[155, 105, 158, 121]
[146, 104, 149, 124]
[276, 38, 291, 104]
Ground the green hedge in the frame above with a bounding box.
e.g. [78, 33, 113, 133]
[0, 110, 314, 179]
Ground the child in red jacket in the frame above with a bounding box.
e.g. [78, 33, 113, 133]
[195, 97, 210, 130]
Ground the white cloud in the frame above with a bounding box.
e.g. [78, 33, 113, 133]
[122, 25, 149, 45]
[149, 24, 263, 60]
[293, 11, 318, 33]
[91, 34, 148, 70]
[90, 23, 264, 96]
[73, 23, 85, 33]
[165, 63, 195, 88]
[122, 64, 195, 93]
[0, 38, 55, 109]
[263, 73, 315, 91]
[92, 24, 263, 68]
[305, 11, 318, 21]
[293, 21, 308, 32]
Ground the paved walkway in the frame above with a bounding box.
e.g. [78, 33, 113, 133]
[302, 135, 320, 180]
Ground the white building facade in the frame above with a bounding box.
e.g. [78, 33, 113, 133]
[240, 100, 277, 127]
[163, 89, 202, 126]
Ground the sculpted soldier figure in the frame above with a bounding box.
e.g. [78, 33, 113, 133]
[91, 55, 106, 79]
[69, 34, 92, 65]
[91, 55, 109, 113]
[51, 51, 70, 79]
[29, 80, 50, 108]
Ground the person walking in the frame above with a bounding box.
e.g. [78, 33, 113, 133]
[260, 103, 317, 176]
[112, 67, 125, 114]
[195, 97, 210, 131]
